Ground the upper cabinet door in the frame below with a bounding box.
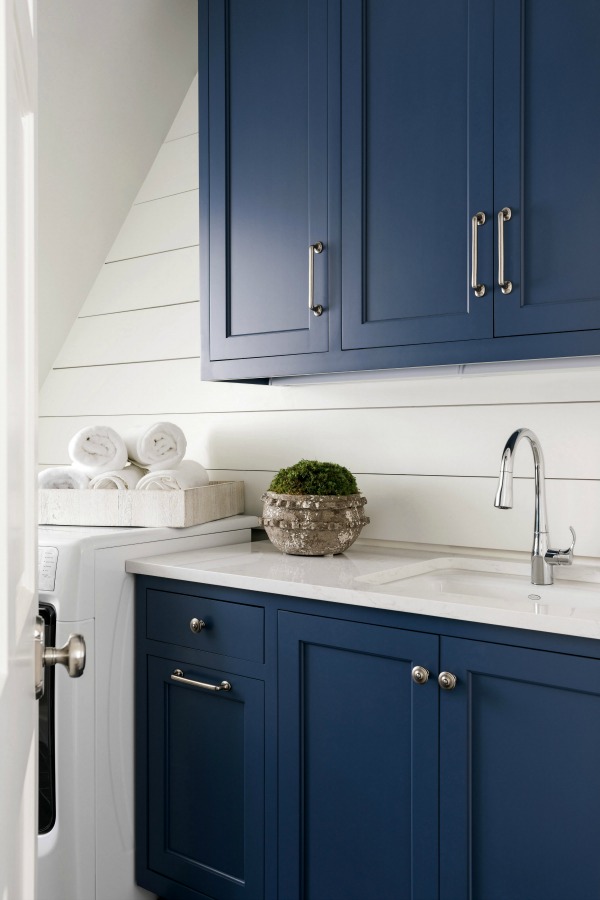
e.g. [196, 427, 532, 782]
[201, 0, 329, 361]
[341, 0, 494, 350]
[494, 0, 600, 337]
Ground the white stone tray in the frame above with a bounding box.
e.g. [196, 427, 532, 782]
[39, 480, 244, 528]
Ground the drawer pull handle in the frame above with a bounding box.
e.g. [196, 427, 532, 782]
[471, 212, 486, 297]
[308, 242, 324, 316]
[171, 669, 232, 692]
[189, 617, 206, 634]
[497, 207, 513, 294]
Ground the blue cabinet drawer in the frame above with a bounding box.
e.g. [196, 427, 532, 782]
[146, 589, 264, 663]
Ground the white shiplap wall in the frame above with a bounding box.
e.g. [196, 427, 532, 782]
[39, 76, 600, 558]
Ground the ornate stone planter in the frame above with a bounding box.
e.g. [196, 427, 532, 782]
[259, 491, 370, 556]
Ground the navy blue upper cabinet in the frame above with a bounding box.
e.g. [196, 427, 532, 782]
[341, 0, 494, 349]
[201, 0, 600, 380]
[494, 0, 600, 337]
[200, 0, 329, 363]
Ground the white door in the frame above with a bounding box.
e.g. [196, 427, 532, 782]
[0, 0, 38, 896]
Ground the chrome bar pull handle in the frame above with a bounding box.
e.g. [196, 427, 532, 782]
[308, 242, 324, 316]
[171, 669, 232, 692]
[471, 212, 486, 297]
[498, 207, 513, 294]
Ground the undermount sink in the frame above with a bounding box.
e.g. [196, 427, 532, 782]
[354, 556, 600, 617]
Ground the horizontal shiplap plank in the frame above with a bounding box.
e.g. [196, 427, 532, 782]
[53, 304, 199, 368]
[39, 358, 600, 416]
[356, 473, 599, 556]
[80, 247, 199, 317]
[165, 75, 198, 142]
[208, 470, 600, 558]
[40, 359, 267, 416]
[106, 190, 198, 262]
[135, 134, 198, 204]
[190, 405, 600, 480]
[38, 403, 600, 479]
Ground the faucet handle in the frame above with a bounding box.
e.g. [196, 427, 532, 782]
[545, 526, 576, 567]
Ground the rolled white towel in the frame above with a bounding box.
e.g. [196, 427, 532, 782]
[123, 422, 187, 472]
[38, 466, 91, 490]
[68, 425, 128, 476]
[89, 464, 146, 491]
[136, 460, 210, 492]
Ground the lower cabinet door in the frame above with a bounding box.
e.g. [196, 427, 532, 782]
[278, 611, 439, 900]
[439, 638, 600, 900]
[145, 655, 264, 900]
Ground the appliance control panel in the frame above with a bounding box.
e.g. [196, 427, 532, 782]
[38, 547, 59, 593]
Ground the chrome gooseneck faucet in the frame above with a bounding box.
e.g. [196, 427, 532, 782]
[494, 428, 576, 585]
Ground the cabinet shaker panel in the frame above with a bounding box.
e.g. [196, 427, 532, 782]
[278, 611, 439, 900]
[494, 0, 600, 336]
[439, 637, 600, 900]
[201, 0, 329, 363]
[142, 655, 265, 900]
[341, 0, 494, 349]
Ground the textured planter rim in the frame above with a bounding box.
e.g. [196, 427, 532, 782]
[260, 491, 368, 511]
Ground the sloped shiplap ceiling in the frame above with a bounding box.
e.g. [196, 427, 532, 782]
[37, 0, 198, 384]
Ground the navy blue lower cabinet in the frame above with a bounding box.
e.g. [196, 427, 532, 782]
[278, 611, 440, 900]
[136, 575, 600, 900]
[439, 637, 600, 900]
[141, 655, 265, 900]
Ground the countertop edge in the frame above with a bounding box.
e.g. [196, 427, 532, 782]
[125, 553, 600, 642]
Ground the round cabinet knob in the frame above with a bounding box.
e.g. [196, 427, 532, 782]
[412, 665, 430, 685]
[438, 671, 457, 691]
[189, 617, 206, 634]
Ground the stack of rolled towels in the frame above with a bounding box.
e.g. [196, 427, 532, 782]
[38, 423, 210, 492]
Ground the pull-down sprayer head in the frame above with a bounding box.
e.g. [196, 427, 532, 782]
[494, 450, 514, 509]
[494, 430, 524, 509]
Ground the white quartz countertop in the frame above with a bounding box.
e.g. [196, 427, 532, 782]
[125, 540, 600, 640]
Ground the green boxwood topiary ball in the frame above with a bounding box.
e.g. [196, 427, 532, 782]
[268, 459, 358, 496]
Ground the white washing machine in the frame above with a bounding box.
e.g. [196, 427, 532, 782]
[37, 516, 256, 900]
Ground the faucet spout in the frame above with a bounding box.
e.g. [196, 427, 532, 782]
[494, 428, 548, 532]
[494, 428, 555, 585]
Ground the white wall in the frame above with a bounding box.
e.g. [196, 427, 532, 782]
[37, 0, 198, 384]
[39, 77, 600, 559]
